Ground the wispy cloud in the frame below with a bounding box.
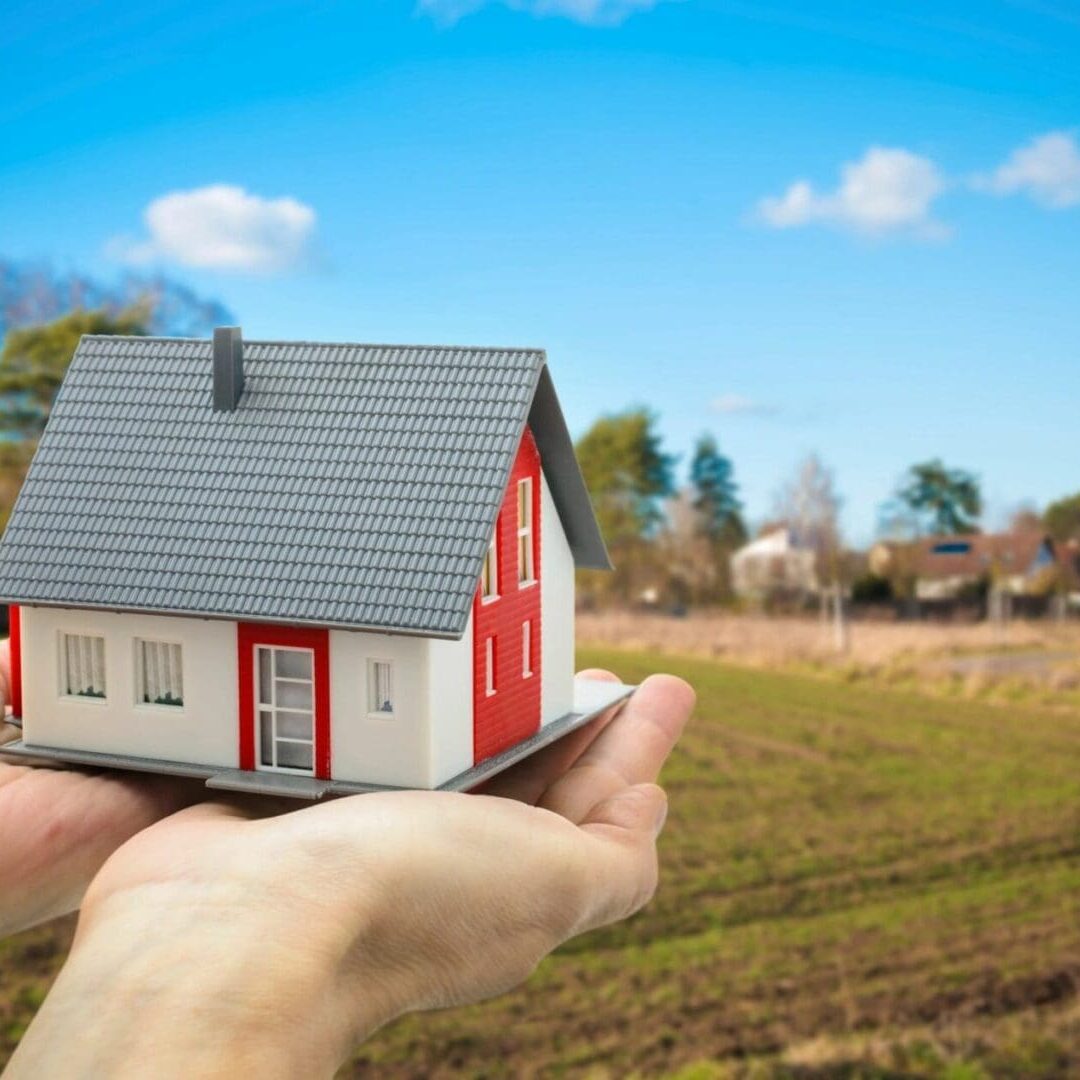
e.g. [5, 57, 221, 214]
[974, 130, 1080, 209]
[712, 393, 779, 418]
[417, 0, 666, 27]
[109, 184, 317, 273]
[756, 146, 948, 240]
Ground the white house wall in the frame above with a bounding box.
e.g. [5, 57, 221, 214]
[425, 611, 475, 787]
[20, 606, 238, 767]
[329, 629, 432, 788]
[540, 474, 575, 725]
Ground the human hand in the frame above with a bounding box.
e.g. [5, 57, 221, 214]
[0, 638, 203, 936]
[7, 671, 693, 1079]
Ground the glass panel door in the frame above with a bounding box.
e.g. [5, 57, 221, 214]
[255, 645, 315, 774]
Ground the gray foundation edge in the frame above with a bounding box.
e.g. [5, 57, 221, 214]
[0, 681, 635, 800]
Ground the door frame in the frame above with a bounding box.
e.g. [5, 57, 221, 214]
[237, 623, 331, 779]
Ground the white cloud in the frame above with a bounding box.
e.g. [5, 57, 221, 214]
[756, 146, 948, 239]
[977, 130, 1080, 208]
[112, 184, 316, 273]
[712, 393, 778, 418]
[418, 0, 664, 26]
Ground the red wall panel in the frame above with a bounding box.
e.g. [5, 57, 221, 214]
[8, 604, 21, 720]
[472, 427, 542, 764]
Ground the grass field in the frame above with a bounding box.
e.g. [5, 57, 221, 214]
[2, 647, 1080, 1077]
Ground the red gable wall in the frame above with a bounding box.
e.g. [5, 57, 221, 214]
[472, 427, 542, 764]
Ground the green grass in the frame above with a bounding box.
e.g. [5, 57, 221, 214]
[2, 649, 1079, 1077]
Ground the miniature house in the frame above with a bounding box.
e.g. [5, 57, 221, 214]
[0, 329, 630, 797]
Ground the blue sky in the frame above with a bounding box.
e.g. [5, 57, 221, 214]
[2, 0, 1079, 542]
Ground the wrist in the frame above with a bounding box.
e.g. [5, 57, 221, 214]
[8, 885, 391, 1078]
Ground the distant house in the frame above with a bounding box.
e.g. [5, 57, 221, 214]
[869, 531, 1078, 602]
[730, 527, 818, 600]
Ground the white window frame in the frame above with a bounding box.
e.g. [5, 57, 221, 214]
[522, 620, 533, 678]
[367, 659, 395, 718]
[134, 638, 184, 710]
[485, 636, 496, 697]
[517, 477, 535, 586]
[481, 530, 499, 603]
[59, 632, 107, 702]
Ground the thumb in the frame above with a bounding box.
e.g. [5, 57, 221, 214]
[583, 782, 668, 839]
[572, 783, 668, 932]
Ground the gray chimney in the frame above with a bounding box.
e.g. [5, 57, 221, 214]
[212, 326, 245, 411]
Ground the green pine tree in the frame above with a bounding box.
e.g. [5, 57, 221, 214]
[689, 433, 746, 548]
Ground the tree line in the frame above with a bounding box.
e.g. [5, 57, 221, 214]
[573, 408, 1080, 609]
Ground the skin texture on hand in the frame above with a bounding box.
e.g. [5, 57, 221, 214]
[0, 639, 204, 936]
[4, 669, 693, 1079]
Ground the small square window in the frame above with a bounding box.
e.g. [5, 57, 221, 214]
[60, 633, 106, 699]
[368, 660, 394, 715]
[136, 639, 184, 707]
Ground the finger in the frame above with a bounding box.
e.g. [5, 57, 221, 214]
[538, 674, 693, 825]
[477, 670, 623, 804]
[568, 783, 668, 934]
[0, 769, 204, 936]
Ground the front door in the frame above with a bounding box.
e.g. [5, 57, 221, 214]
[256, 645, 315, 774]
[237, 623, 331, 779]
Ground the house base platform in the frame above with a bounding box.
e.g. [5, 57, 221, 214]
[0, 679, 635, 800]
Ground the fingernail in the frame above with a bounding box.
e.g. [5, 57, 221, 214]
[653, 799, 669, 838]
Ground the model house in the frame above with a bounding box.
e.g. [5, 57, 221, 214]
[0, 329, 630, 797]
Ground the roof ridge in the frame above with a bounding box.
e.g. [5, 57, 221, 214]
[81, 335, 548, 355]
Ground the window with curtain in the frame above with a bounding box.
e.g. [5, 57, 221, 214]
[61, 633, 106, 699]
[136, 639, 184, 707]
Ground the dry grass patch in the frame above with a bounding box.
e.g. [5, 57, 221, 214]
[577, 612, 1080, 708]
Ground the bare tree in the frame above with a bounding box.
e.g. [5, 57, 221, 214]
[774, 454, 848, 650]
[656, 490, 726, 606]
[0, 258, 232, 340]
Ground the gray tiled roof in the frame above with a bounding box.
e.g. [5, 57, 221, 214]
[0, 335, 609, 637]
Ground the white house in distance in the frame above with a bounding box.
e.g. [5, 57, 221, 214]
[730, 527, 819, 600]
[0, 329, 630, 798]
